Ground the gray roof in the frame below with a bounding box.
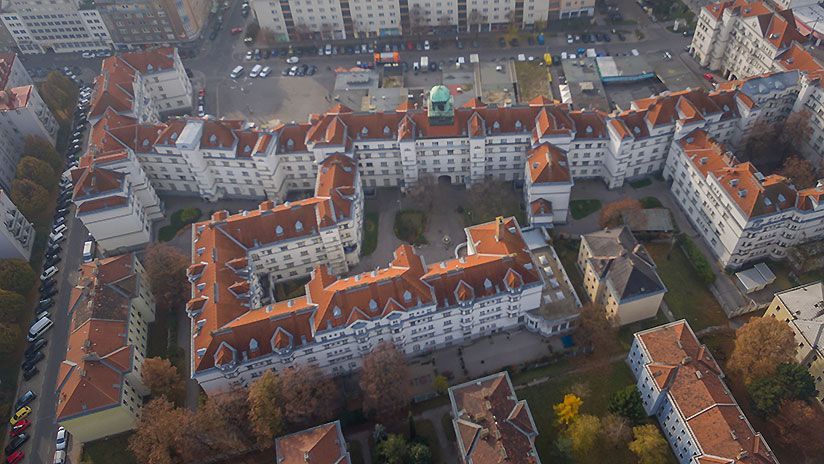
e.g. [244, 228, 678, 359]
[582, 227, 665, 301]
[776, 282, 824, 351]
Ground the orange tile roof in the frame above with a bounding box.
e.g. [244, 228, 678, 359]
[56, 254, 143, 421]
[636, 321, 777, 464]
[703, 0, 771, 21]
[118, 47, 176, 74]
[275, 421, 350, 464]
[526, 143, 571, 184]
[449, 372, 539, 464]
[0, 85, 32, 110]
[89, 56, 137, 119]
[71, 165, 126, 199]
[776, 42, 824, 82]
[530, 198, 553, 216]
[0, 53, 17, 89]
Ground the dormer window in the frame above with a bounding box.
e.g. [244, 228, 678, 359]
[493, 121, 500, 130]
[275, 225, 284, 235]
[383, 126, 390, 136]
[586, 125, 593, 134]
[286, 138, 294, 150]
[249, 338, 259, 352]
[403, 290, 412, 302]
[209, 134, 217, 144]
[369, 299, 378, 311]
[244, 145, 251, 153]
[483, 278, 493, 289]
[333, 306, 342, 318]
[515, 120, 522, 129]
[142, 139, 150, 147]
[361, 127, 368, 136]
[295, 220, 303, 232]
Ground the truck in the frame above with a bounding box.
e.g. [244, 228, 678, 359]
[420, 56, 429, 70]
[374, 52, 400, 64]
[586, 48, 596, 58]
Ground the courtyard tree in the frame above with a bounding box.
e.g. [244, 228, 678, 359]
[359, 342, 410, 421]
[279, 364, 339, 428]
[747, 376, 785, 416]
[258, 27, 279, 46]
[0, 259, 36, 294]
[144, 243, 190, 313]
[183, 391, 254, 460]
[375, 434, 431, 464]
[628, 424, 669, 464]
[466, 178, 522, 225]
[608, 385, 646, 425]
[779, 156, 819, 190]
[0, 323, 22, 355]
[433, 375, 449, 395]
[599, 198, 645, 229]
[142, 357, 185, 405]
[129, 397, 189, 464]
[728, 317, 796, 384]
[247, 370, 284, 444]
[0, 289, 26, 323]
[553, 393, 583, 427]
[601, 414, 632, 449]
[775, 362, 816, 400]
[245, 20, 260, 41]
[768, 400, 824, 460]
[11, 178, 49, 225]
[566, 414, 602, 460]
[406, 173, 436, 210]
[16, 156, 57, 191]
[573, 303, 617, 355]
[778, 110, 812, 157]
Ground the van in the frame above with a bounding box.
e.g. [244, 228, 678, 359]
[52, 224, 67, 235]
[27, 317, 53, 342]
[229, 66, 244, 79]
[249, 64, 262, 78]
[82, 240, 94, 262]
[40, 266, 57, 281]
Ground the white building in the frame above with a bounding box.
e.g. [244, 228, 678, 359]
[115, 47, 193, 115]
[0, 0, 113, 54]
[0, 190, 34, 260]
[628, 320, 777, 464]
[0, 53, 32, 89]
[524, 142, 573, 226]
[0, 84, 59, 189]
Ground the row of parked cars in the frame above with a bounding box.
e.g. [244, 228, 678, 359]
[7, 84, 93, 464]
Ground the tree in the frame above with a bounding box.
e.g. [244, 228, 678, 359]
[775, 362, 816, 400]
[359, 342, 410, 421]
[406, 174, 436, 211]
[747, 376, 785, 416]
[433, 375, 449, 396]
[553, 393, 583, 427]
[599, 198, 645, 229]
[768, 400, 824, 460]
[247, 370, 284, 444]
[728, 317, 796, 384]
[17, 156, 58, 191]
[573, 303, 617, 355]
[11, 178, 49, 225]
[0, 289, 26, 323]
[408, 443, 432, 464]
[566, 414, 602, 460]
[0, 259, 36, 294]
[258, 27, 279, 46]
[601, 414, 632, 448]
[608, 385, 646, 425]
[0, 323, 22, 355]
[779, 110, 812, 156]
[780, 156, 819, 190]
[629, 424, 669, 464]
[245, 21, 260, 40]
[374, 434, 413, 464]
[142, 357, 185, 405]
[741, 120, 780, 169]
[279, 364, 339, 428]
[183, 391, 254, 460]
[23, 135, 63, 173]
[128, 398, 189, 464]
[39, 71, 78, 127]
[466, 178, 522, 225]
[143, 244, 190, 313]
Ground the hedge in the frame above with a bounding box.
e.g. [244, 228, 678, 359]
[677, 234, 716, 285]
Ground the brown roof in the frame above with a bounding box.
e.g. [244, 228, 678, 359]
[275, 421, 350, 464]
[636, 321, 777, 464]
[0, 53, 17, 89]
[526, 143, 571, 184]
[449, 371, 539, 464]
[0, 85, 31, 110]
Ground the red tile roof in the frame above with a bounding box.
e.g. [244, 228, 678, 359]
[775, 42, 824, 82]
[0, 53, 17, 89]
[636, 321, 777, 464]
[526, 143, 571, 184]
[275, 421, 350, 464]
[0, 85, 31, 110]
[118, 47, 176, 74]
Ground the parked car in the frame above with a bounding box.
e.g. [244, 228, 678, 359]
[22, 367, 38, 381]
[286, 56, 299, 64]
[259, 66, 272, 78]
[9, 407, 31, 426]
[245, 50, 253, 60]
[44, 255, 61, 268]
[22, 352, 44, 371]
[703, 72, 715, 81]
[9, 420, 30, 438]
[25, 339, 47, 359]
[53, 450, 65, 464]
[40, 266, 58, 281]
[5, 450, 23, 464]
[4, 434, 28, 455]
[306, 65, 316, 76]
[230, 27, 243, 35]
[14, 392, 35, 411]
[55, 427, 67, 451]
[498, 37, 506, 47]
[40, 287, 57, 300]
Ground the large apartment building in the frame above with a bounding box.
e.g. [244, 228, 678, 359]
[55, 253, 156, 444]
[0, 190, 34, 260]
[764, 282, 824, 404]
[0, 0, 113, 54]
[628, 320, 778, 464]
[95, 0, 211, 48]
[249, 0, 592, 41]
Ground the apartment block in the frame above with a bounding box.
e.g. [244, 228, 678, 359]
[578, 227, 666, 325]
[628, 320, 777, 464]
[96, 0, 211, 48]
[0, 190, 34, 260]
[55, 253, 156, 444]
[275, 421, 350, 464]
[0, 53, 31, 89]
[115, 47, 193, 115]
[664, 128, 824, 270]
[0, 84, 59, 190]
[448, 371, 541, 464]
[764, 282, 824, 404]
[0, 0, 113, 54]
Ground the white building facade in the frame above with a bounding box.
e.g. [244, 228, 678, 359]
[0, 0, 113, 54]
[0, 190, 34, 260]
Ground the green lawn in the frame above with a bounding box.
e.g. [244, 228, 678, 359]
[394, 210, 428, 245]
[639, 196, 663, 209]
[570, 199, 602, 220]
[82, 433, 137, 464]
[628, 178, 652, 189]
[158, 208, 202, 242]
[514, 61, 551, 102]
[361, 212, 379, 256]
[769, 260, 824, 292]
[647, 243, 728, 331]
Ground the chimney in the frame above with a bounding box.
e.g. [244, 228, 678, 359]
[494, 216, 505, 242]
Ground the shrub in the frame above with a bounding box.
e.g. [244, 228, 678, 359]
[177, 208, 201, 224]
[677, 235, 716, 285]
[0, 259, 36, 294]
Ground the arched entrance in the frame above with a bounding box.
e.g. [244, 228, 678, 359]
[437, 175, 451, 185]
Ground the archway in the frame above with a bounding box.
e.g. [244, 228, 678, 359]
[437, 175, 451, 185]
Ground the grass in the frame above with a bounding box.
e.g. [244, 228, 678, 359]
[769, 260, 824, 291]
[413, 419, 442, 463]
[514, 61, 551, 102]
[348, 439, 366, 464]
[569, 199, 601, 220]
[361, 212, 379, 256]
[394, 209, 428, 245]
[158, 208, 202, 242]
[627, 178, 652, 189]
[647, 243, 728, 331]
[81, 432, 137, 464]
[274, 277, 310, 301]
[639, 196, 663, 209]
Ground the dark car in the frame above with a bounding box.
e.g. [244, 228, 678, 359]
[14, 391, 36, 410]
[40, 287, 57, 300]
[603, 33, 611, 42]
[428, 62, 437, 72]
[25, 339, 46, 359]
[509, 38, 519, 47]
[5, 434, 28, 455]
[306, 65, 317, 76]
[281, 67, 289, 76]
[22, 352, 44, 371]
[527, 36, 534, 46]
[39, 279, 55, 293]
[44, 256, 61, 268]
[22, 367, 38, 381]
[498, 37, 506, 47]
[208, 29, 218, 40]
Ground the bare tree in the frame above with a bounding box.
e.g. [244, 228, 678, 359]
[406, 173, 436, 210]
[468, 9, 483, 34]
[359, 342, 410, 421]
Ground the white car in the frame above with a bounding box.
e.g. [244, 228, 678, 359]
[40, 266, 58, 281]
[424, 40, 430, 50]
[55, 427, 67, 451]
[286, 56, 299, 64]
[81, 51, 95, 59]
[245, 50, 253, 60]
[53, 450, 66, 464]
[567, 34, 574, 44]
[259, 66, 272, 78]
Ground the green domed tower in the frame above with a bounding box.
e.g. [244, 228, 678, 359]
[427, 85, 454, 126]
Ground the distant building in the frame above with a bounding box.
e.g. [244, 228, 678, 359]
[275, 421, 350, 464]
[0, 53, 31, 89]
[0, 190, 34, 260]
[55, 254, 156, 444]
[628, 320, 778, 464]
[764, 282, 824, 404]
[0, 84, 59, 189]
[95, 0, 211, 49]
[578, 227, 666, 325]
[448, 371, 541, 464]
[0, 0, 113, 54]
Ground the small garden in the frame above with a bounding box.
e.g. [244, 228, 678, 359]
[81, 433, 137, 464]
[570, 199, 602, 220]
[514, 61, 552, 102]
[627, 178, 652, 189]
[394, 210, 428, 245]
[361, 212, 379, 256]
[159, 208, 202, 242]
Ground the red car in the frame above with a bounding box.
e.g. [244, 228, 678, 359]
[230, 27, 243, 35]
[9, 420, 30, 437]
[198, 88, 206, 97]
[406, 40, 415, 51]
[703, 72, 715, 81]
[5, 450, 23, 464]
